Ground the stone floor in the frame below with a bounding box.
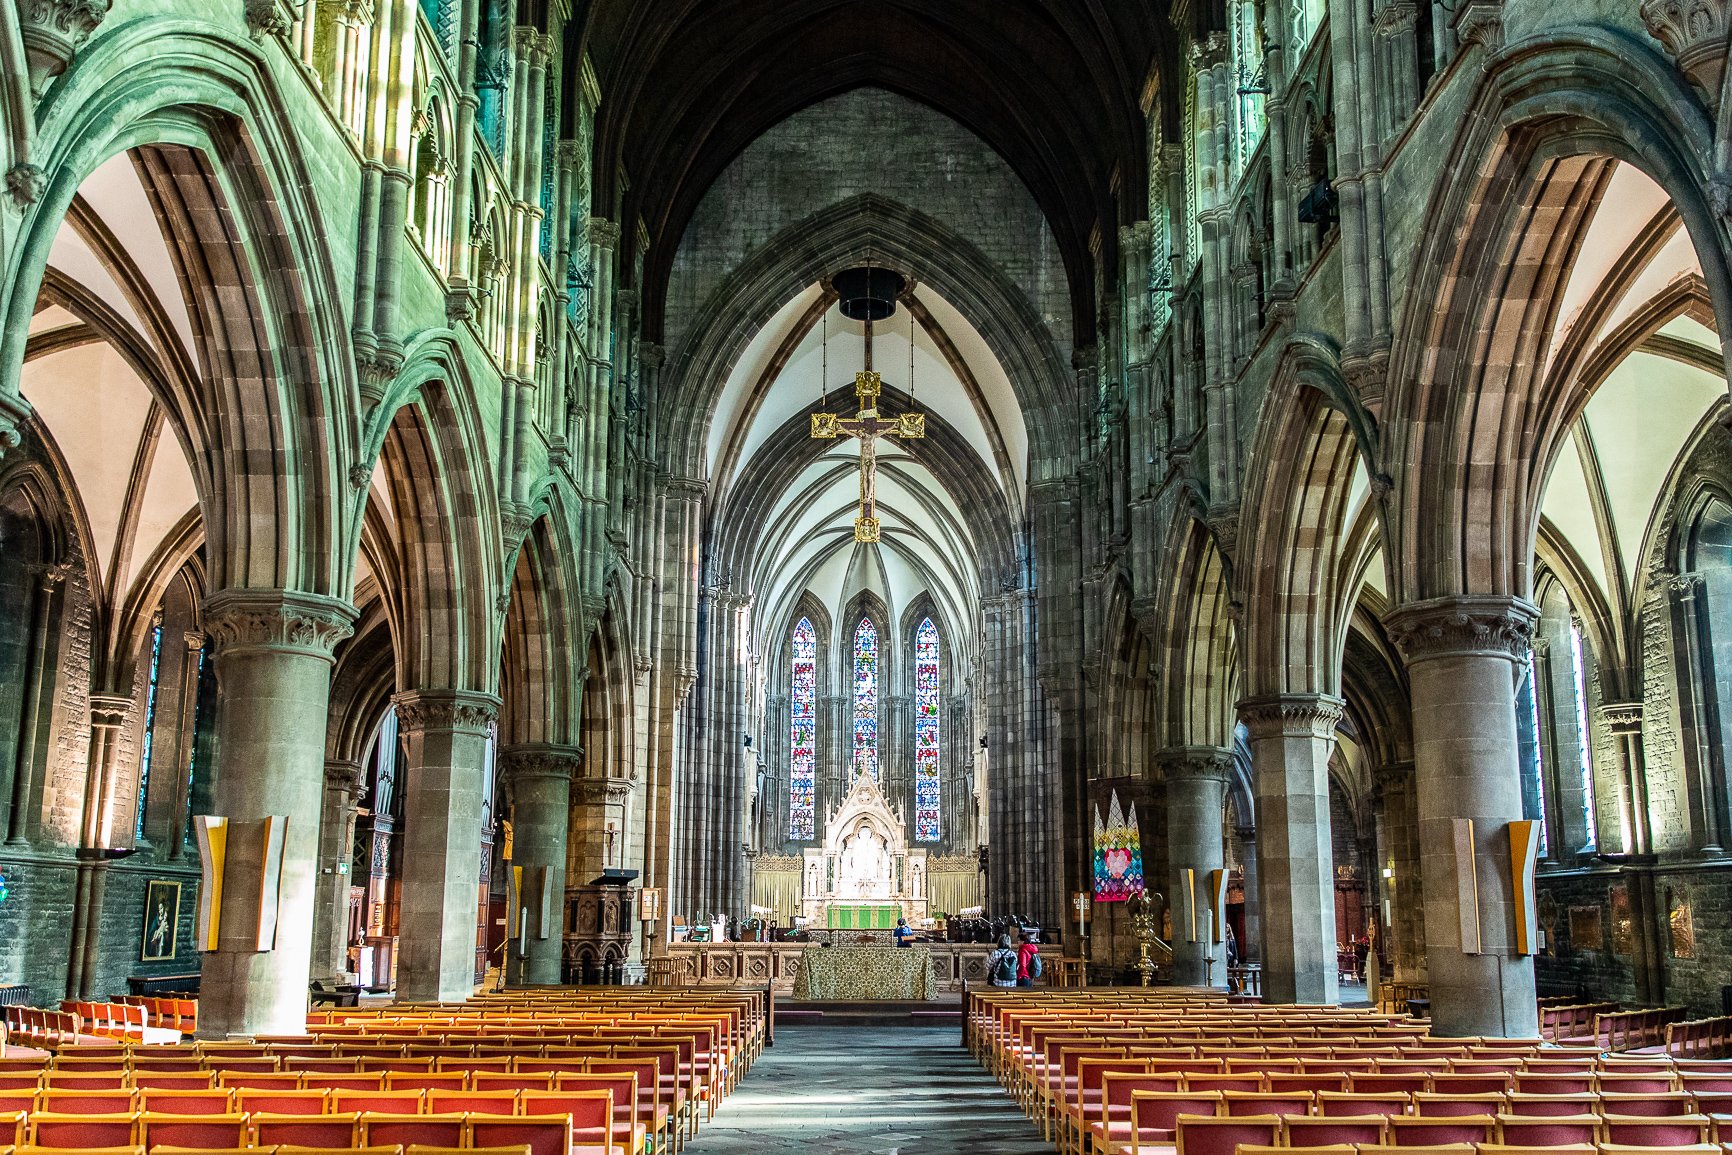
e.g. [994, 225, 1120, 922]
[686, 1024, 1051, 1154]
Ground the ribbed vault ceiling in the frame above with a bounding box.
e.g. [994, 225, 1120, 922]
[572, 0, 1172, 345]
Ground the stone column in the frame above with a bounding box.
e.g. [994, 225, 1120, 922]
[4, 564, 64, 846]
[1235, 824, 1261, 964]
[392, 688, 501, 1002]
[312, 759, 364, 982]
[500, 744, 580, 986]
[1160, 747, 1232, 986]
[1238, 694, 1344, 1005]
[199, 590, 356, 1038]
[1374, 762, 1427, 982]
[1386, 596, 1539, 1038]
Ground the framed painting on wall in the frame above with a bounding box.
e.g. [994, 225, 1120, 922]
[141, 879, 181, 962]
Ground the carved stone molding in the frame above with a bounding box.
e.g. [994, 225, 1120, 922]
[205, 589, 358, 660]
[1236, 693, 1346, 739]
[1599, 701, 1644, 736]
[1384, 595, 1539, 666]
[1641, 0, 1731, 104]
[499, 743, 584, 783]
[19, 0, 109, 97]
[324, 759, 366, 795]
[390, 688, 501, 735]
[1157, 746, 1235, 784]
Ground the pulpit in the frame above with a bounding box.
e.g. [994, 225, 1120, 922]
[802, 775, 928, 926]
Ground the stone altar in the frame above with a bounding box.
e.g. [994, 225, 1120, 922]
[802, 774, 929, 924]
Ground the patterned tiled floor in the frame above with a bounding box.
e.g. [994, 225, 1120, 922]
[686, 1025, 1051, 1153]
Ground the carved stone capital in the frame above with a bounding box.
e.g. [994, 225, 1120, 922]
[205, 589, 358, 660]
[638, 342, 665, 372]
[499, 743, 583, 784]
[88, 692, 131, 728]
[555, 139, 583, 168]
[390, 688, 500, 735]
[0, 391, 28, 459]
[1157, 746, 1235, 785]
[19, 0, 109, 97]
[6, 163, 44, 211]
[1384, 595, 1539, 666]
[1451, 0, 1503, 50]
[1641, 0, 1731, 104]
[1236, 694, 1346, 740]
[243, 0, 290, 40]
[1598, 701, 1644, 735]
[573, 775, 636, 804]
[324, 759, 366, 795]
[586, 218, 621, 250]
[513, 26, 555, 67]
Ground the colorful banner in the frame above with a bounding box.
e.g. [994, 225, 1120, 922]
[1093, 790, 1145, 902]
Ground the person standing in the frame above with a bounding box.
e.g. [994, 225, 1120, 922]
[1016, 930, 1042, 987]
[986, 934, 1019, 988]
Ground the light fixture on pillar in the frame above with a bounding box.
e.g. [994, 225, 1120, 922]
[811, 265, 926, 543]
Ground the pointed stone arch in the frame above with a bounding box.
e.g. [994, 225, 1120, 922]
[1382, 33, 1732, 605]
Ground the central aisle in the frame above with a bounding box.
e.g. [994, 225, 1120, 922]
[685, 1025, 1050, 1153]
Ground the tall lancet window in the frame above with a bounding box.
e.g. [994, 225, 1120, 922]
[913, 617, 941, 842]
[789, 618, 818, 840]
[852, 617, 880, 781]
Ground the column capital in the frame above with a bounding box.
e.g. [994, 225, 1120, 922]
[390, 688, 501, 735]
[499, 743, 584, 783]
[205, 589, 357, 661]
[324, 759, 366, 794]
[1233, 824, 1257, 843]
[1373, 760, 1416, 788]
[1598, 701, 1643, 735]
[1156, 745, 1235, 783]
[573, 775, 636, 804]
[1384, 595, 1539, 666]
[1236, 693, 1345, 739]
[88, 693, 132, 728]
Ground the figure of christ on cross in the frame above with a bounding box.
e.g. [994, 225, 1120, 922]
[810, 319, 926, 542]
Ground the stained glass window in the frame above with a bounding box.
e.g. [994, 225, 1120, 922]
[183, 642, 206, 847]
[134, 612, 164, 843]
[852, 617, 879, 782]
[1522, 651, 1550, 860]
[913, 618, 941, 843]
[788, 618, 817, 840]
[1568, 623, 1599, 852]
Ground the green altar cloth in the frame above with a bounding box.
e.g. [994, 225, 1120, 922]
[790, 946, 939, 1000]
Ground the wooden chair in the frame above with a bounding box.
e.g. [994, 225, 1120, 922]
[252, 1113, 365, 1149]
[137, 1112, 249, 1149]
[1283, 1115, 1390, 1147]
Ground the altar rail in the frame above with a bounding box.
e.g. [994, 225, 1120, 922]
[662, 942, 994, 993]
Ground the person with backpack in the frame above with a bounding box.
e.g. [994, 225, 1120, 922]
[1017, 929, 1043, 987]
[986, 934, 1019, 988]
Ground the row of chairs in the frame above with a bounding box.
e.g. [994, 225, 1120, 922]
[117, 997, 200, 1035]
[1, 1101, 618, 1155]
[1093, 1104, 1732, 1155]
[0, 1147, 529, 1155]
[0, 1008, 84, 1049]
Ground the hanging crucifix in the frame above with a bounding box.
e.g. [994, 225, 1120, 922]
[811, 269, 925, 543]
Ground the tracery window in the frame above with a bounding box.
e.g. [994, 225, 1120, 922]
[852, 617, 879, 782]
[134, 611, 164, 843]
[1519, 651, 1550, 859]
[1566, 623, 1598, 853]
[788, 618, 817, 840]
[913, 618, 941, 843]
[1231, 0, 1268, 171]
[182, 642, 207, 848]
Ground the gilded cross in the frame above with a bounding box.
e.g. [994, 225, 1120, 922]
[811, 329, 925, 542]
